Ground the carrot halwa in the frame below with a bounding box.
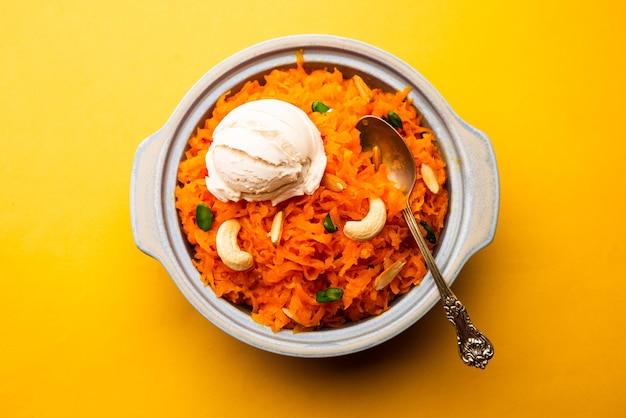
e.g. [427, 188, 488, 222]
[175, 52, 449, 332]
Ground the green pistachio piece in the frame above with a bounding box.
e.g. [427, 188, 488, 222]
[316, 287, 344, 303]
[196, 203, 214, 232]
[311, 101, 330, 113]
[383, 111, 403, 129]
[323, 213, 337, 233]
[420, 220, 437, 244]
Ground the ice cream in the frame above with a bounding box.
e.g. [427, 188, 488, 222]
[205, 99, 327, 205]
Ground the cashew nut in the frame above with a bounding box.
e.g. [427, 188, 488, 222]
[343, 196, 386, 241]
[216, 219, 253, 271]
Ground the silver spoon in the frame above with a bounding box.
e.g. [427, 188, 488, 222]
[356, 115, 494, 369]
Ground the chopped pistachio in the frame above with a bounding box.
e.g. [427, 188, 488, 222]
[323, 213, 338, 233]
[316, 287, 343, 303]
[420, 220, 437, 244]
[384, 111, 403, 129]
[311, 101, 330, 113]
[196, 203, 214, 231]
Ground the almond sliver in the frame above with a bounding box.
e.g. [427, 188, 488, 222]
[420, 163, 440, 194]
[353, 74, 372, 100]
[372, 145, 381, 172]
[374, 259, 407, 290]
[269, 210, 284, 247]
[321, 173, 347, 192]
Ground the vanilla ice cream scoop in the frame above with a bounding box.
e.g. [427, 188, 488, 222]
[205, 99, 327, 205]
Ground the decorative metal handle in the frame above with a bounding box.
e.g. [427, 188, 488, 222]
[402, 208, 494, 369]
[443, 295, 494, 369]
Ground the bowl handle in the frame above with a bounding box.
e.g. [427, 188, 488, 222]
[455, 118, 500, 258]
[130, 129, 167, 261]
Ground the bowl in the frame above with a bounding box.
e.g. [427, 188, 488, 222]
[130, 34, 499, 357]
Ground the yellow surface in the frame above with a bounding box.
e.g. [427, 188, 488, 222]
[2, 0, 625, 416]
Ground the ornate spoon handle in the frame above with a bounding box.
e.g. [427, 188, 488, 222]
[402, 208, 494, 369]
[442, 294, 494, 369]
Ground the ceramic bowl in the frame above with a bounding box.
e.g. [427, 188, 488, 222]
[130, 35, 499, 357]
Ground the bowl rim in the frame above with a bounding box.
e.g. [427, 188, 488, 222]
[131, 34, 499, 357]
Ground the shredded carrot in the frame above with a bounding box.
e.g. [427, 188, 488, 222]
[175, 50, 449, 332]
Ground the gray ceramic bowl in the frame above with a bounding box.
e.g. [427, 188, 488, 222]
[130, 35, 499, 357]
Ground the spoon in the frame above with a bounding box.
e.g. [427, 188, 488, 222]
[356, 115, 494, 369]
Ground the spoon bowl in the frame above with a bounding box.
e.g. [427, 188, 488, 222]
[357, 116, 417, 194]
[356, 115, 494, 369]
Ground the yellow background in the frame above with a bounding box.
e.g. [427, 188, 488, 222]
[2, 0, 625, 416]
